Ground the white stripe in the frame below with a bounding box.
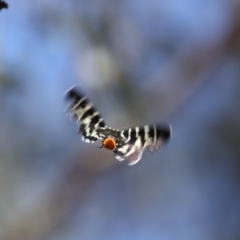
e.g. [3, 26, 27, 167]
[95, 118, 104, 127]
[125, 137, 142, 158]
[117, 144, 130, 154]
[77, 103, 93, 121]
[126, 137, 143, 165]
[120, 131, 126, 140]
[115, 155, 125, 161]
[82, 109, 97, 125]
[135, 127, 139, 136]
[73, 96, 87, 110]
[126, 128, 132, 142]
[153, 125, 157, 145]
[82, 103, 93, 113]
[144, 125, 150, 144]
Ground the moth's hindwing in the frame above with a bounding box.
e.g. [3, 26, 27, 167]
[65, 87, 106, 142]
[115, 124, 171, 165]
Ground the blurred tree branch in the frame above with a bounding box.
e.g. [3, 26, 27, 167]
[0, 0, 8, 11]
[3, 2, 240, 240]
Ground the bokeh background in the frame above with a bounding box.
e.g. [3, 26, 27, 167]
[1, 1, 240, 240]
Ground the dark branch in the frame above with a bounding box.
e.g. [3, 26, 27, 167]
[0, 0, 8, 11]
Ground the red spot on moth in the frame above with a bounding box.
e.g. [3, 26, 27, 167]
[102, 137, 116, 150]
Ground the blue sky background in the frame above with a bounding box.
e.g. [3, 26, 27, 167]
[0, 1, 240, 240]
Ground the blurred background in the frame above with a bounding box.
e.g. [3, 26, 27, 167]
[0, 0, 240, 239]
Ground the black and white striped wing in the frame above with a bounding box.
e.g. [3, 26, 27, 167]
[65, 87, 106, 142]
[115, 124, 171, 165]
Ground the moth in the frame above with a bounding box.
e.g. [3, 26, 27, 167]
[65, 87, 171, 165]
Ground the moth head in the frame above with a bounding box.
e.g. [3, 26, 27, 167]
[102, 137, 116, 150]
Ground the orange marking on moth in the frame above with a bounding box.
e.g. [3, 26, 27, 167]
[102, 137, 116, 150]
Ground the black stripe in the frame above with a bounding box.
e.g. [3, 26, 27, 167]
[149, 126, 155, 139]
[80, 125, 98, 141]
[66, 89, 88, 110]
[129, 128, 137, 143]
[138, 127, 145, 146]
[89, 116, 105, 133]
[156, 125, 171, 141]
[76, 98, 87, 110]
[123, 129, 129, 138]
[66, 88, 85, 105]
[91, 114, 101, 125]
[80, 106, 95, 121]
[98, 119, 105, 127]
